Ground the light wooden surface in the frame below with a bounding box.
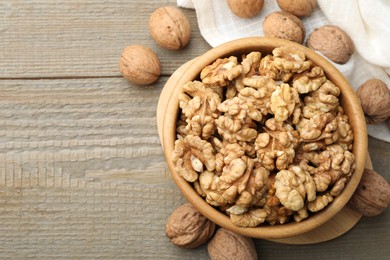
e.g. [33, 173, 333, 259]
[0, 1, 389, 259]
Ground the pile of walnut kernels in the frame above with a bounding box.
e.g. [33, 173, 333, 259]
[172, 46, 356, 227]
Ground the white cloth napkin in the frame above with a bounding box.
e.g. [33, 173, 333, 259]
[177, 0, 390, 143]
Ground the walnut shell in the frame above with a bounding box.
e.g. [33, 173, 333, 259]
[262, 11, 305, 44]
[356, 79, 390, 124]
[276, 0, 317, 17]
[208, 228, 257, 260]
[227, 0, 264, 18]
[165, 203, 215, 248]
[307, 25, 354, 64]
[349, 168, 390, 216]
[149, 6, 191, 50]
[119, 45, 160, 85]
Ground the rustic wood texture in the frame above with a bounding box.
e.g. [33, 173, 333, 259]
[0, 0, 389, 259]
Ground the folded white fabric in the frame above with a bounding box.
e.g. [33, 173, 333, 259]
[177, 0, 390, 143]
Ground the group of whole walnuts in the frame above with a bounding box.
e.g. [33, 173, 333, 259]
[172, 46, 357, 227]
[166, 203, 259, 260]
[229, 0, 390, 130]
[117, 0, 390, 257]
[119, 6, 191, 85]
[228, 0, 355, 65]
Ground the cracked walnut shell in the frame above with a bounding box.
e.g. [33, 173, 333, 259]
[149, 6, 191, 50]
[166, 203, 215, 248]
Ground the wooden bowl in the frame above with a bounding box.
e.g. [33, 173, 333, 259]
[161, 37, 367, 239]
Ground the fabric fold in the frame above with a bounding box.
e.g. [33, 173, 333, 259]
[177, 0, 390, 142]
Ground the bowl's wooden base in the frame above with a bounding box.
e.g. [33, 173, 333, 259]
[157, 59, 368, 245]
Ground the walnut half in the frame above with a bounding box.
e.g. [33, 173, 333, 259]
[172, 46, 355, 228]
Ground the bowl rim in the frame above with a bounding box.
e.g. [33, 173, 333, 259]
[162, 37, 367, 239]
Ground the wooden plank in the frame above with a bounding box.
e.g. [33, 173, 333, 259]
[0, 76, 389, 259]
[0, 0, 389, 258]
[0, 78, 167, 178]
[0, 77, 196, 258]
[0, 0, 210, 78]
[368, 136, 390, 175]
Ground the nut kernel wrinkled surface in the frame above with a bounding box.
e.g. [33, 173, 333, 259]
[173, 46, 355, 227]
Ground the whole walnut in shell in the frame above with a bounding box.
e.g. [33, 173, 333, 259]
[207, 228, 257, 260]
[307, 25, 354, 64]
[227, 0, 264, 18]
[119, 45, 160, 85]
[165, 203, 215, 248]
[356, 79, 390, 124]
[263, 11, 305, 44]
[348, 168, 390, 216]
[276, 0, 317, 17]
[149, 6, 191, 50]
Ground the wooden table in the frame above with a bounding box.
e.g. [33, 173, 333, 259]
[0, 1, 389, 259]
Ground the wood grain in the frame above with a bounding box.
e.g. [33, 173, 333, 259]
[0, 0, 210, 78]
[0, 0, 389, 259]
[0, 77, 193, 258]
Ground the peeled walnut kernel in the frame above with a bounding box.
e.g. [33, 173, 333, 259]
[307, 25, 354, 64]
[201, 56, 243, 87]
[149, 6, 191, 50]
[208, 228, 257, 260]
[172, 135, 216, 182]
[356, 79, 390, 124]
[275, 166, 316, 211]
[165, 203, 215, 248]
[263, 11, 305, 44]
[276, 0, 317, 17]
[229, 208, 268, 227]
[173, 47, 356, 227]
[227, 0, 264, 18]
[349, 168, 390, 216]
[119, 45, 160, 85]
[179, 81, 222, 139]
